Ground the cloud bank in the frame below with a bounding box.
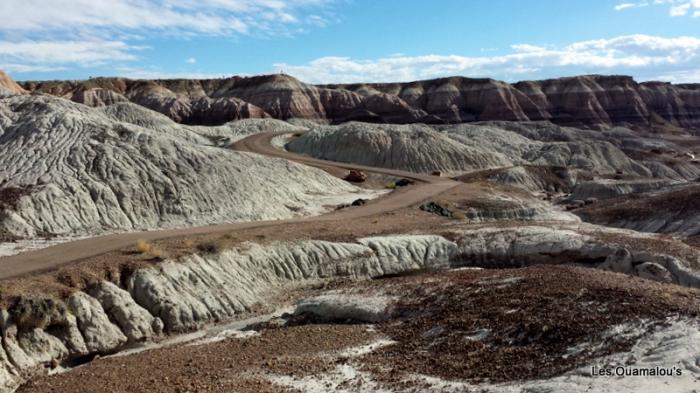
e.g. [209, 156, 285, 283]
[614, 0, 700, 16]
[0, 0, 333, 73]
[275, 35, 700, 84]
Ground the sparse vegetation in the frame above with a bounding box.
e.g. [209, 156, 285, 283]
[0, 186, 32, 212]
[135, 239, 165, 259]
[10, 296, 67, 330]
[0, 227, 21, 242]
[221, 233, 237, 241]
[196, 239, 223, 254]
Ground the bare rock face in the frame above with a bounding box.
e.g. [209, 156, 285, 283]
[635, 262, 674, 283]
[294, 294, 395, 323]
[332, 75, 700, 131]
[19, 72, 700, 132]
[0, 71, 25, 95]
[226, 74, 328, 120]
[67, 292, 127, 354]
[69, 88, 128, 106]
[287, 122, 512, 174]
[286, 121, 657, 177]
[88, 281, 160, 343]
[0, 93, 358, 239]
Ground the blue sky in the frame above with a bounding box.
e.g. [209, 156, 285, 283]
[1, 0, 699, 83]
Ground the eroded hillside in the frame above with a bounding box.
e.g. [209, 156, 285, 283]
[20, 74, 700, 133]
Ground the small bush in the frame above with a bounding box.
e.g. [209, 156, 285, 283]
[452, 211, 466, 220]
[386, 182, 397, 189]
[10, 297, 67, 330]
[0, 228, 21, 242]
[148, 246, 163, 259]
[135, 239, 164, 259]
[196, 240, 222, 254]
[135, 239, 151, 253]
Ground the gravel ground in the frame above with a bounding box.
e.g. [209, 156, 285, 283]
[362, 265, 700, 384]
[18, 324, 377, 393]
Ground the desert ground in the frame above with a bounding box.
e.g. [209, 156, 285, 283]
[0, 70, 699, 392]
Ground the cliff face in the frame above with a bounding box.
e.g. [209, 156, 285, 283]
[19, 73, 700, 132]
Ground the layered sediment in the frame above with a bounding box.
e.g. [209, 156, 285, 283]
[19, 74, 700, 132]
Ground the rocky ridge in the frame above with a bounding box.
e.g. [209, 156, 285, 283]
[286, 121, 700, 181]
[19, 73, 700, 132]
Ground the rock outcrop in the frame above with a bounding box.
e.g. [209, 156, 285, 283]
[0, 72, 25, 96]
[575, 184, 700, 236]
[286, 121, 669, 178]
[287, 122, 511, 174]
[0, 93, 358, 238]
[0, 227, 697, 391]
[19, 73, 700, 132]
[294, 294, 395, 323]
[569, 179, 677, 201]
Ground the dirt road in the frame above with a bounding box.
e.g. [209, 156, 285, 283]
[0, 132, 459, 279]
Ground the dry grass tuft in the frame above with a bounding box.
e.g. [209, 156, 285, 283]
[135, 239, 165, 259]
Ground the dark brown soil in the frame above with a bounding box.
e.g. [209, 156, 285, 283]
[685, 235, 700, 249]
[576, 184, 700, 224]
[18, 324, 376, 393]
[362, 265, 700, 384]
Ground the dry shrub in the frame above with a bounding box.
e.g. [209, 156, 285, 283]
[135, 239, 150, 253]
[135, 239, 165, 259]
[196, 239, 222, 254]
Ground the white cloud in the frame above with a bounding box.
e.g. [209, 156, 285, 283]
[0, 0, 335, 73]
[306, 14, 328, 27]
[274, 34, 700, 84]
[0, 40, 140, 73]
[621, 0, 700, 15]
[656, 68, 700, 82]
[670, 3, 691, 15]
[114, 66, 232, 80]
[186, 57, 197, 64]
[614, 3, 637, 10]
[511, 44, 547, 52]
[0, 0, 332, 35]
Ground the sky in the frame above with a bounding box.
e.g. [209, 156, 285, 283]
[1, 0, 699, 83]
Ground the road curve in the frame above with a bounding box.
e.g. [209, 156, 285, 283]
[0, 132, 459, 280]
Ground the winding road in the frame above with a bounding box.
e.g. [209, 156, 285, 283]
[0, 132, 459, 280]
